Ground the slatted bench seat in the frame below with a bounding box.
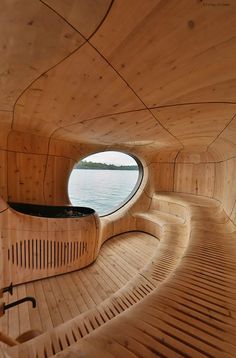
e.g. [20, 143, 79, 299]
[3, 194, 189, 357]
[55, 193, 235, 357]
[4, 193, 236, 357]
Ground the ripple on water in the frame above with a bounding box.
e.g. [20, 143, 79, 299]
[68, 169, 139, 215]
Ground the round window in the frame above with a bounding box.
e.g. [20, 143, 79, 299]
[68, 151, 143, 216]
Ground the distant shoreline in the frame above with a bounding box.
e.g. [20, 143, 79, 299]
[75, 168, 138, 171]
[75, 161, 138, 171]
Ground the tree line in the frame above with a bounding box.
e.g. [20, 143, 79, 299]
[75, 161, 138, 170]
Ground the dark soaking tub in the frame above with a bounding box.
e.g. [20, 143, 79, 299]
[8, 202, 95, 218]
[3, 202, 100, 286]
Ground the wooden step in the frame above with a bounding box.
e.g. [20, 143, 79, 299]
[134, 209, 186, 238]
[6, 211, 187, 357]
[29, 193, 235, 358]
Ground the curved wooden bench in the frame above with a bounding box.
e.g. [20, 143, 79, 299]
[52, 193, 235, 357]
[0, 200, 100, 287]
[5, 192, 235, 358]
[4, 194, 190, 357]
[3, 192, 236, 357]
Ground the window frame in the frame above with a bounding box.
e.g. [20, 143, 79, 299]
[68, 151, 143, 217]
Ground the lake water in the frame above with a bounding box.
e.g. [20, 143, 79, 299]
[68, 169, 139, 216]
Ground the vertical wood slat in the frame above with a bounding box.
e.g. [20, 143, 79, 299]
[39, 240, 42, 270]
[24, 240, 26, 268]
[7, 239, 94, 278]
[1, 209, 100, 286]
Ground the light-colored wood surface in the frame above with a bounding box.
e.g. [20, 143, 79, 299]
[0, 0, 236, 208]
[91, 0, 236, 105]
[0, 206, 100, 286]
[52, 194, 236, 357]
[151, 104, 236, 150]
[14, 43, 144, 136]
[4, 193, 236, 357]
[0, 232, 157, 339]
[0, 0, 83, 111]
[43, 0, 112, 38]
[4, 191, 188, 357]
[1, 1, 236, 357]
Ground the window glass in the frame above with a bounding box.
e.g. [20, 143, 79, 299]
[68, 151, 142, 216]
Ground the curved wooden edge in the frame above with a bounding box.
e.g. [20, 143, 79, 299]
[0, 203, 101, 287]
[0, 197, 8, 213]
[6, 193, 193, 357]
[0, 332, 19, 347]
[52, 193, 236, 358]
[7, 192, 236, 357]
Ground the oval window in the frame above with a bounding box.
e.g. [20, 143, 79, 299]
[68, 151, 142, 216]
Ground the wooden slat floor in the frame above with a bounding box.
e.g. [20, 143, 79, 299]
[5, 193, 236, 358]
[0, 232, 157, 340]
[51, 193, 236, 358]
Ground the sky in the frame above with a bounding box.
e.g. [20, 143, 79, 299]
[84, 151, 137, 166]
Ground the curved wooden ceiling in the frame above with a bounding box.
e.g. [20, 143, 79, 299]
[1, 0, 236, 157]
[0, 0, 83, 111]
[42, 0, 113, 38]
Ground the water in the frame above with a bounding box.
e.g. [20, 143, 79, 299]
[68, 169, 139, 216]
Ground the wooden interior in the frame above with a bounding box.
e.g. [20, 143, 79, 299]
[0, 199, 100, 286]
[1, 1, 236, 357]
[0, 233, 157, 338]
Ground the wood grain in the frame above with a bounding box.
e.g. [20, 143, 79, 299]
[0, 1, 236, 357]
[43, 0, 113, 38]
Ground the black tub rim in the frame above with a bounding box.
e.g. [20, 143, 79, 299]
[8, 202, 96, 219]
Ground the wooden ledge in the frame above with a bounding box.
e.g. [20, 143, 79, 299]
[51, 193, 236, 357]
[5, 195, 190, 357]
[4, 193, 236, 357]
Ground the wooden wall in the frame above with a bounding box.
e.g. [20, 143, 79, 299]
[0, 207, 100, 287]
[1, 3, 236, 356]
[0, 1, 236, 276]
[174, 163, 215, 197]
[0, 130, 107, 206]
[1, 128, 236, 242]
[0, 133, 74, 205]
